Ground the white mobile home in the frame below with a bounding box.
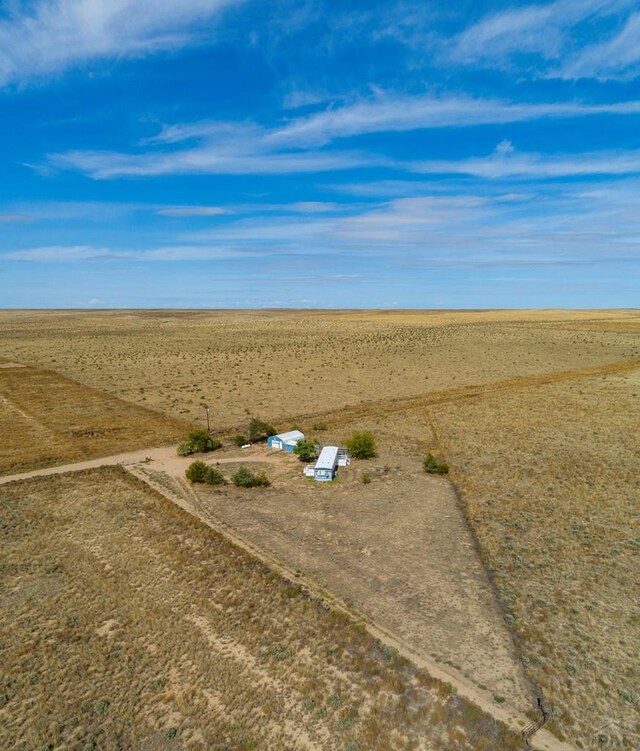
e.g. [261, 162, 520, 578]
[313, 445, 340, 481]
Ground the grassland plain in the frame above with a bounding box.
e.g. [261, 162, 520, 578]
[0, 308, 638, 750]
[0, 309, 637, 428]
[426, 370, 640, 748]
[0, 468, 526, 751]
[0, 362, 191, 475]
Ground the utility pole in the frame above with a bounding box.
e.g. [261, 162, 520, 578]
[202, 403, 211, 434]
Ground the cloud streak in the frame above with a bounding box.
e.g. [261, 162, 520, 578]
[447, 0, 640, 80]
[47, 94, 640, 178]
[0, 0, 242, 87]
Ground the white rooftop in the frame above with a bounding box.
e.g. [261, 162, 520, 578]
[315, 445, 339, 471]
[275, 429, 305, 443]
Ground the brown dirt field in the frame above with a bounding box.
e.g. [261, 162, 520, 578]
[0, 468, 526, 751]
[0, 364, 191, 475]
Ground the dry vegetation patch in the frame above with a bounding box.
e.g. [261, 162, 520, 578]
[0, 364, 190, 475]
[0, 309, 637, 428]
[429, 371, 640, 748]
[0, 468, 524, 751]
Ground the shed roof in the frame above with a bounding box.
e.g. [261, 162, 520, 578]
[274, 429, 305, 443]
[315, 445, 339, 471]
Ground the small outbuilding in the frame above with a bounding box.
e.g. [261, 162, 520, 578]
[267, 429, 305, 453]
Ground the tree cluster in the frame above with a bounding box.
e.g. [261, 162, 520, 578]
[177, 429, 222, 456]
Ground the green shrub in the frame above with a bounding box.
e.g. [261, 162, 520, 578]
[177, 430, 221, 456]
[185, 460, 209, 483]
[203, 467, 226, 485]
[248, 418, 276, 442]
[360, 472, 372, 484]
[312, 421, 328, 431]
[234, 434, 248, 447]
[344, 431, 376, 459]
[185, 461, 227, 485]
[293, 439, 317, 462]
[232, 466, 270, 487]
[187, 429, 221, 452]
[423, 453, 449, 475]
[177, 441, 194, 457]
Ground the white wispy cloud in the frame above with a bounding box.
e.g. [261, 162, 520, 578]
[47, 93, 640, 178]
[152, 95, 640, 149]
[411, 146, 640, 179]
[0, 0, 242, 87]
[5, 245, 114, 261]
[49, 146, 374, 178]
[4, 244, 254, 262]
[0, 213, 32, 223]
[4, 183, 639, 280]
[155, 206, 231, 217]
[559, 12, 640, 79]
[448, 0, 636, 76]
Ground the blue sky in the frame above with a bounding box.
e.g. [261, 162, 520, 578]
[0, 0, 639, 308]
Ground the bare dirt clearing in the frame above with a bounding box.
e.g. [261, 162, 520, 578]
[0, 468, 528, 751]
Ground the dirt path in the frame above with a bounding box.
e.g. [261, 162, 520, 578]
[291, 358, 640, 428]
[0, 445, 275, 485]
[1, 446, 576, 751]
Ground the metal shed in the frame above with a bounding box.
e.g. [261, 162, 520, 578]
[267, 429, 305, 452]
[313, 445, 339, 481]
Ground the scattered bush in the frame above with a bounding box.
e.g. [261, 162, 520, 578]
[361, 472, 372, 484]
[185, 461, 226, 485]
[234, 434, 249, 447]
[248, 418, 276, 442]
[313, 421, 328, 431]
[177, 430, 222, 456]
[232, 466, 270, 487]
[345, 431, 377, 459]
[177, 442, 194, 457]
[293, 439, 317, 462]
[423, 453, 449, 475]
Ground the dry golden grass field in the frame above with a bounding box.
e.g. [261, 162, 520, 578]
[0, 362, 190, 475]
[0, 308, 638, 749]
[0, 468, 525, 751]
[0, 309, 637, 428]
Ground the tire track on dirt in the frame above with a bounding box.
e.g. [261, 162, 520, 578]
[0, 392, 56, 437]
[293, 359, 640, 428]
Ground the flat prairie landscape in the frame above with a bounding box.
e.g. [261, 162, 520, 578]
[0, 308, 638, 750]
[0, 468, 524, 751]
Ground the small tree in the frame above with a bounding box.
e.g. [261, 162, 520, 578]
[423, 453, 449, 475]
[178, 430, 221, 456]
[187, 429, 222, 452]
[203, 466, 226, 485]
[345, 431, 376, 459]
[232, 466, 270, 487]
[233, 434, 248, 447]
[186, 461, 227, 485]
[293, 439, 317, 462]
[248, 418, 277, 442]
[185, 460, 209, 483]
